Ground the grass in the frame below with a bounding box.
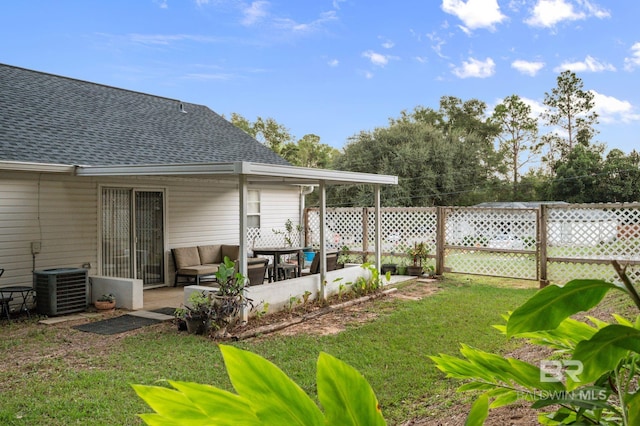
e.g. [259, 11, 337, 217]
[0, 274, 538, 425]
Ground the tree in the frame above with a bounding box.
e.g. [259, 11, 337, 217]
[550, 144, 604, 203]
[229, 113, 293, 155]
[329, 119, 500, 207]
[491, 95, 540, 200]
[541, 71, 599, 166]
[282, 134, 339, 169]
[597, 149, 640, 202]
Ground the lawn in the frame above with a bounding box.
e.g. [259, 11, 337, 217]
[0, 274, 539, 425]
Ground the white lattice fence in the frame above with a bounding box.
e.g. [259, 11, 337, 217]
[546, 204, 640, 285]
[304, 204, 640, 285]
[305, 207, 437, 260]
[443, 207, 538, 280]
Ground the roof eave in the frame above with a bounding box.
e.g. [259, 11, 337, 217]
[74, 161, 398, 185]
[0, 160, 76, 173]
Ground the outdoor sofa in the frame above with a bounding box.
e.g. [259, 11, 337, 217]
[171, 245, 268, 287]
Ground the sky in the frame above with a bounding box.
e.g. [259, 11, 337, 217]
[2, 0, 640, 158]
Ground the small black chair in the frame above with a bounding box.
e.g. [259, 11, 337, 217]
[0, 269, 13, 320]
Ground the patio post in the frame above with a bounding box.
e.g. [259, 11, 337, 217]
[374, 184, 381, 270]
[319, 180, 327, 301]
[239, 174, 249, 323]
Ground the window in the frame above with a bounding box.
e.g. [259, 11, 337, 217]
[247, 190, 260, 228]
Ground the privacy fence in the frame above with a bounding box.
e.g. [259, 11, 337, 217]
[304, 203, 640, 287]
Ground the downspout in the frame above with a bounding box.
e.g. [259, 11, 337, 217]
[299, 185, 314, 246]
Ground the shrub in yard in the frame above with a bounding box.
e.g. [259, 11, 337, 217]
[133, 344, 386, 425]
[430, 261, 640, 425]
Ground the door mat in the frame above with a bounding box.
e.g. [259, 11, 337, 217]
[150, 307, 177, 316]
[73, 315, 162, 335]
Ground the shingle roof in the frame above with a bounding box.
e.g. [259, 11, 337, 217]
[0, 64, 291, 167]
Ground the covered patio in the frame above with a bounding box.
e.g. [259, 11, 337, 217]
[77, 161, 397, 318]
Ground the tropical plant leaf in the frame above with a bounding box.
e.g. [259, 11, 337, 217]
[569, 324, 640, 389]
[316, 352, 386, 426]
[132, 384, 212, 423]
[531, 386, 611, 410]
[625, 390, 640, 425]
[487, 388, 518, 409]
[167, 381, 259, 424]
[219, 344, 324, 426]
[137, 413, 184, 426]
[507, 280, 621, 337]
[465, 393, 489, 426]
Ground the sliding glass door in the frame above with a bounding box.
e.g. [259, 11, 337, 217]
[101, 188, 165, 286]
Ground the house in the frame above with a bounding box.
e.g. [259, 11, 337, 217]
[0, 63, 397, 312]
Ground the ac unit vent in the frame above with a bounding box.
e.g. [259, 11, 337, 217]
[34, 268, 88, 316]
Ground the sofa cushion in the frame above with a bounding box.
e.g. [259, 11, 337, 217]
[172, 247, 201, 269]
[177, 265, 219, 276]
[198, 245, 222, 265]
[221, 245, 240, 262]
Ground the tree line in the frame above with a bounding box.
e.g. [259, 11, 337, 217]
[230, 70, 640, 207]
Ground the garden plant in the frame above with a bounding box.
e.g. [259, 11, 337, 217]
[431, 260, 640, 425]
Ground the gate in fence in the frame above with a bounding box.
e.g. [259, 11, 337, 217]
[304, 203, 640, 286]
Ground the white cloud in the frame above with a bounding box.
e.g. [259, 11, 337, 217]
[525, 0, 609, 28]
[591, 90, 640, 124]
[241, 1, 270, 26]
[452, 57, 496, 78]
[362, 50, 391, 67]
[520, 96, 546, 117]
[624, 42, 640, 71]
[332, 0, 346, 9]
[554, 55, 615, 73]
[426, 32, 447, 58]
[441, 0, 506, 31]
[511, 59, 545, 76]
[381, 39, 395, 49]
[274, 11, 338, 33]
[328, 59, 339, 67]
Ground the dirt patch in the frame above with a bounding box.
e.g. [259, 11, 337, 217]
[230, 279, 441, 338]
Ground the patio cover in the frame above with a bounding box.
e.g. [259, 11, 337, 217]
[3, 160, 397, 306]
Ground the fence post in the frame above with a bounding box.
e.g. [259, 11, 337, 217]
[539, 205, 549, 288]
[436, 207, 445, 275]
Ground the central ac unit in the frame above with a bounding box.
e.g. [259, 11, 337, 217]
[34, 268, 89, 316]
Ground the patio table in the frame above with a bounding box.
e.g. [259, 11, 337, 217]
[251, 247, 303, 282]
[0, 286, 35, 320]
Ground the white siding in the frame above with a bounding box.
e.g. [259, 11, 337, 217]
[0, 171, 301, 287]
[0, 172, 97, 286]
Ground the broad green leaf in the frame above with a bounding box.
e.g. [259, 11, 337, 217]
[506, 357, 565, 392]
[507, 280, 621, 337]
[137, 413, 183, 426]
[487, 388, 518, 408]
[569, 324, 640, 390]
[219, 344, 324, 426]
[460, 344, 564, 392]
[317, 352, 386, 426]
[465, 393, 489, 426]
[531, 386, 611, 410]
[457, 382, 499, 392]
[429, 353, 497, 383]
[134, 381, 260, 425]
[132, 384, 211, 423]
[611, 314, 634, 327]
[167, 381, 260, 425]
[625, 390, 640, 425]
